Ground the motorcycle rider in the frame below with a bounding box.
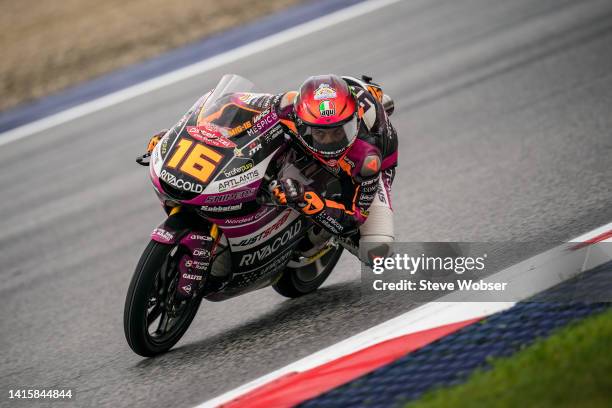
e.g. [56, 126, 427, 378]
[270, 74, 397, 262]
[147, 74, 398, 263]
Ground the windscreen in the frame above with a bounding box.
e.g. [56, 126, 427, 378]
[154, 75, 259, 201]
[196, 74, 257, 131]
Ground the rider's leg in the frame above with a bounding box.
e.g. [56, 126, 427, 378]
[358, 168, 395, 263]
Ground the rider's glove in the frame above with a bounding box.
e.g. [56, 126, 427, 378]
[269, 178, 304, 205]
[269, 179, 325, 215]
[147, 129, 168, 153]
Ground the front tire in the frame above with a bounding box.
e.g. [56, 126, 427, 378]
[273, 246, 343, 298]
[124, 241, 201, 357]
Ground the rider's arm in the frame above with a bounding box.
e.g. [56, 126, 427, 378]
[358, 88, 398, 163]
[271, 175, 377, 237]
[305, 174, 379, 236]
[305, 89, 397, 236]
[294, 144, 383, 237]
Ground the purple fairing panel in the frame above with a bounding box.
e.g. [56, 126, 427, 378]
[211, 206, 285, 238]
[178, 232, 214, 255]
[176, 232, 215, 298]
[150, 221, 215, 298]
[345, 138, 382, 178]
[176, 254, 197, 298]
[182, 180, 262, 206]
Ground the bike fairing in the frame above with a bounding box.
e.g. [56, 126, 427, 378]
[148, 77, 296, 296]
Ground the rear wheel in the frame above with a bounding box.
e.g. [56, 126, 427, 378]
[273, 245, 343, 298]
[124, 241, 202, 357]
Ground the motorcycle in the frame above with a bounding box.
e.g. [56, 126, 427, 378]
[123, 74, 393, 356]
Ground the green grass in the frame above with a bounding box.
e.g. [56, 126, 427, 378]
[406, 306, 612, 408]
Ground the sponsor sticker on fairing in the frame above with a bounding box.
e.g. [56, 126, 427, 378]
[228, 120, 253, 137]
[234, 210, 292, 247]
[189, 234, 213, 241]
[193, 248, 210, 257]
[200, 204, 243, 212]
[152, 228, 174, 242]
[191, 261, 209, 270]
[247, 110, 279, 137]
[221, 207, 272, 225]
[151, 143, 161, 166]
[186, 124, 237, 148]
[204, 148, 278, 195]
[204, 188, 257, 203]
[248, 144, 262, 156]
[239, 219, 302, 266]
[160, 169, 204, 193]
[159, 137, 170, 157]
[257, 249, 293, 275]
[222, 161, 254, 178]
[182, 273, 203, 281]
[217, 170, 260, 192]
[263, 126, 283, 143]
[252, 108, 271, 124]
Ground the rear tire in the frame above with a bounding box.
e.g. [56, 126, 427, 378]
[124, 241, 201, 357]
[273, 246, 343, 298]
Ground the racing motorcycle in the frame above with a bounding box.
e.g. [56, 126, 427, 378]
[124, 75, 394, 356]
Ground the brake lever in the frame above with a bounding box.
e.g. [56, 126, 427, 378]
[136, 152, 151, 166]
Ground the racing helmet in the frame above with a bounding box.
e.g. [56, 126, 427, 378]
[294, 75, 358, 163]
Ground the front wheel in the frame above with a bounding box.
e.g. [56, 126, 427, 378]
[124, 241, 201, 357]
[273, 246, 343, 298]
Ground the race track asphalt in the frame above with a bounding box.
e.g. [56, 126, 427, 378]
[1, 0, 612, 407]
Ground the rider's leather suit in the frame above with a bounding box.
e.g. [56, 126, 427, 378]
[253, 77, 398, 259]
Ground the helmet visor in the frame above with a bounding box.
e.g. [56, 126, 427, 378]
[301, 115, 358, 157]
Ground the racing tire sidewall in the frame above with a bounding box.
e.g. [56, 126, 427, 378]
[123, 240, 201, 357]
[272, 246, 343, 298]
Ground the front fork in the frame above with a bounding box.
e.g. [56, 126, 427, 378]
[150, 207, 219, 299]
